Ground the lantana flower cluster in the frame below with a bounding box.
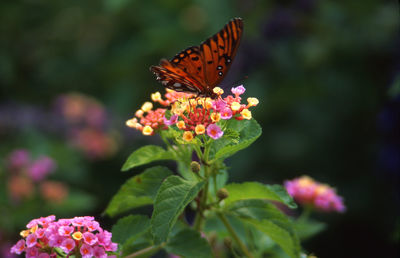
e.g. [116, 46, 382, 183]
[284, 176, 346, 213]
[55, 93, 118, 160]
[126, 86, 259, 141]
[5, 149, 68, 203]
[10, 215, 117, 258]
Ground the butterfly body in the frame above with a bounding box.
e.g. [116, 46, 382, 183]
[150, 18, 243, 98]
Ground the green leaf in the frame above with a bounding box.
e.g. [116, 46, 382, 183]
[224, 182, 297, 208]
[105, 166, 173, 217]
[294, 219, 326, 240]
[112, 215, 150, 246]
[210, 119, 262, 160]
[229, 200, 300, 258]
[165, 229, 213, 258]
[122, 145, 175, 171]
[151, 176, 205, 244]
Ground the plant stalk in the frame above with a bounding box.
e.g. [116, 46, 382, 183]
[124, 244, 164, 258]
[217, 213, 253, 258]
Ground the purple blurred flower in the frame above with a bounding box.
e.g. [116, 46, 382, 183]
[7, 149, 30, 171]
[163, 114, 178, 126]
[27, 157, 56, 182]
[231, 85, 246, 95]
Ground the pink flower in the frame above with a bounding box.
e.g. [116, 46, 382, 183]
[93, 246, 107, 258]
[212, 99, 227, 112]
[80, 243, 93, 258]
[38, 253, 50, 258]
[83, 232, 97, 245]
[104, 242, 118, 252]
[35, 228, 45, 239]
[48, 234, 64, 248]
[25, 247, 38, 258]
[71, 217, 85, 227]
[85, 221, 100, 232]
[58, 226, 74, 236]
[96, 230, 112, 246]
[57, 219, 71, 226]
[231, 85, 246, 95]
[10, 240, 25, 255]
[207, 124, 224, 140]
[26, 234, 37, 248]
[163, 114, 178, 126]
[27, 157, 56, 182]
[220, 108, 233, 120]
[7, 149, 30, 171]
[60, 238, 75, 254]
[284, 176, 346, 213]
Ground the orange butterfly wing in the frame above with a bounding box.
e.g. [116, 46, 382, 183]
[150, 18, 244, 98]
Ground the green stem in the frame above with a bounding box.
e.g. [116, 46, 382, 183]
[298, 205, 313, 222]
[124, 244, 164, 258]
[217, 213, 253, 258]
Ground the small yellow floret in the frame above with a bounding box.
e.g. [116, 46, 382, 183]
[298, 176, 313, 187]
[315, 185, 329, 195]
[183, 131, 194, 142]
[247, 97, 259, 107]
[195, 124, 206, 135]
[72, 231, 83, 240]
[151, 92, 162, 102]
[20, 230, 30, 238]
[177, 121, 186, 129]
[142, 125, 154, 136]
[126, 118, 138, 128]
[231, 102, 241, 111]
[30, 224, 38, 233]
[213, 87, 224, 95]
[204, 98, 213, 109]
[211, 112, 221, 122]
[141, 102, 153, 112]
[240, 109, 252, 120]
[135, 109, 144, 118]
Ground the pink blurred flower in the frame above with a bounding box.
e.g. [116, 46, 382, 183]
[82, 232, 97, 245]
[58, 226, 74, 236]
[93, 246, 107, 258]
[231, 85, 246, 95]
[27, 157, 56, 182]
[7, 149, 30, 171]
[25, 247, 38, 258]
[25, 234, 37, 248]
[284, 176, 346, 213]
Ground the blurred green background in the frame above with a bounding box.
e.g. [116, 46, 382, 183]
[0, 0, 399, 257]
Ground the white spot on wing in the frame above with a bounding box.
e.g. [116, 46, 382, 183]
[173, 83, 181, 87]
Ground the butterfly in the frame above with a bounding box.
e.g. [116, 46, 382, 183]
[150, 18, 243, 98]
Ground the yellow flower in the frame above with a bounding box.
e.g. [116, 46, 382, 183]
[126, 118, 138, 128]
[142, 125, 154, 136]
[298, 176, 314, 187]
[151, 92, 162, 102]
[211, 112, 221, 122]
[135, 109, 144, 118]
[72, 231, 83, 240]
[247, 97, 259, 107]
[204, 98, 213, 109]
[195, 124, 205, 135]
[177, 121, 186, 129]
[183, 131, 194, 142]
[231, 102, 241, 111]
[141, 102, 153, 112]
[20, 230, 30, 238]
[213, 87, 224, 95]
[240, 109, 252, 120]
[315, 185, 329, 195]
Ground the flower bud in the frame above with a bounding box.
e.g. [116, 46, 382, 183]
[190, 161, 201, 173]
[217, 188, 229, 200]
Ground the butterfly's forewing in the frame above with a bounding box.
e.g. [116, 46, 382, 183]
[201, 18, 243, 88]
[150, 18, 243, 97]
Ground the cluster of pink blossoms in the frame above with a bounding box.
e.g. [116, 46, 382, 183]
[10, 215, 117, 258]
[126, 86, 259, 141]
[5, 149, 68, 204]
[284, 176, 346, 213]
[55, 93, 118, 160]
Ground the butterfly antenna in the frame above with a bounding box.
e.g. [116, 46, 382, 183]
[231, 75, 248, 87]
